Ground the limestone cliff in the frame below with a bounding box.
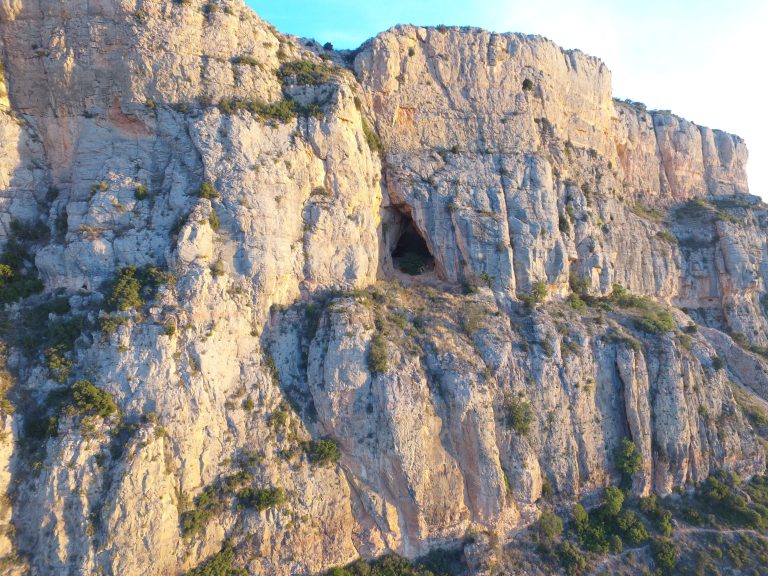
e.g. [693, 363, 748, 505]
[0, 1, 765, 575]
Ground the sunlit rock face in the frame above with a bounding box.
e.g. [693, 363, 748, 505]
[0, 2, 764, 575]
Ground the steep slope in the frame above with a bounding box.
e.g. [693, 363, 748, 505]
[0, 2, 765, 575]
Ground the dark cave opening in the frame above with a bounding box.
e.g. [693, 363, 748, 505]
[391, 218, 435, 276]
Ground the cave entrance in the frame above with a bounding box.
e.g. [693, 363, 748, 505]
[391, 217, 435, 276]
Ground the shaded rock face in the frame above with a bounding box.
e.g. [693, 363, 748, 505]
[0, 2, 764, 575]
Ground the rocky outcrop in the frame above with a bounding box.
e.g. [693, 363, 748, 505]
[0, 2, 765, 575]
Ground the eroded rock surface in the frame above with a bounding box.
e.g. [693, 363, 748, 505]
[0, 2, 765, 575]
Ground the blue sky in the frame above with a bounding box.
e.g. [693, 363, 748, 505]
[247, 0, 767, 197]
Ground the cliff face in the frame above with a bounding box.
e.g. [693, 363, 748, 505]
[0, 2, 765, 575]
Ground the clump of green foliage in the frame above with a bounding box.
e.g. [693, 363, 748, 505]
[107, 267, 143, 311]
[197, 182, 219, 200]
[104, 265, 176, 314]
[519, 279, 548, 308]
[534, 510, 564, 545]
[651, 537, 678, 573]
[368, 332, 388, 374]
[567, 293, 587, 312]
[69, 380, 119, 418]
[327, 551, 463, 576]
[639, 494, 673, 537]
[614, 437, 642, 487]
[690, 473, 768, 529]
[630, 203, 665, 222]
[522, 78, 534, 91]
[237, 486, 286, 511]
[304, 438, 340, 466]
[610, 284, 675, 334]
[218, 97, 298, 122]
[185, 545, 246, 576]
[361, 118, 382, 155]
[181, 484, 226, 538]
[231, 55, 259, 66]
[503, 394, 533, 436]
[134, 185, 149, 200]
[0, 219, 47, 304]
[209, 209, 220, 231]
[558, 541, 588, 575]
[572, 486, 649, 553]
[277, 60, 336, 85]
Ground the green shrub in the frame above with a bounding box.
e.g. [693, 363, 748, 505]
[615, 438, 642, 485]
[630, 203, 665, 222]
[185, 545, 246, 576]
[100, 314, 128, 336]
[608, 534, 623, 554]
[257, 99, 297, 122]
[603, 486, 624, 516]
[567, 293, 586, 312]
[277, 60, 335, 85]
[535, 510, 564, 544]
[327, 553, 452, 576]
[217, 97, 297, 122]
[232, 55, 259, 66]
[573, 503, 589, 533]
[616, 509, 648, 545]
[197, 182, 219, 200]
[558, 541, 588, 575]
[522, 79, 534, 91]
[361, 118, 382, 155]
[107, 267, 143, 311]
[134, 185, 149, 200]
[0, 226, 45, 304]
[610, 284, 675, 334]
[45, 345, 73, 383]
[368, 333, 388, 374]
[268, 407, 288, 429]
[634, 308, 675, 334]
[651, 537, 678, 573]
[541, 477, 554, 500]
[209, 209, 220, 231]
[237, 486, 285, 511]
[711, 355, 724, 370]
[675, 197, 715, 220]
[304, 439, 340, 466]
[181, 485, 225, 538]
[520, 279, 548, 307]
[639, 494, 673, 537]
[504, 395, 533, 435]
[70, 380, 119, 418]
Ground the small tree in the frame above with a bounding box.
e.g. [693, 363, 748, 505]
[304, 439, 340, 466]
[108, 267, 143, 311]
[615, 437, 642, 486]
[504, 395, 533, 436]
[603, 485, 624, 517]
[71, 380, 118, 418]
[652, 537, 678, 573]
[535, 510, 564, 544]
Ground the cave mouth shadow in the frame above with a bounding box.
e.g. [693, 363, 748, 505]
[391, 218, 435, 276]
